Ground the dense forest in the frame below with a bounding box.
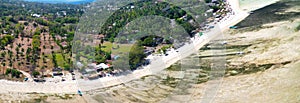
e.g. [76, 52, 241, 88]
[100, 0, 199, 41]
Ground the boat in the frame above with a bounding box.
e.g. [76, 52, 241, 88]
[229, 26, 238, 29]
[78, 90, 83, 96]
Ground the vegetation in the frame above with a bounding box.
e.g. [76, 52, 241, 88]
[0, 35, 14, 49]
[129, 42, 146, 70]
[140, 35, 164, 47]
[32, 70, 40, 78]
[5, 68, 22, 78]
[0, 0, 84, 78]
[99, 0, 198, 41]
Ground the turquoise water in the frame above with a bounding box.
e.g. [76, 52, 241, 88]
[24, 0, 95, 4]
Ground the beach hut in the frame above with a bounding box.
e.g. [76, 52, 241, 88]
[31, 14, 41, 18]
[96, 63, 110, 69]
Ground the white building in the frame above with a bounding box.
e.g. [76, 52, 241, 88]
[31, 14, 41, 18]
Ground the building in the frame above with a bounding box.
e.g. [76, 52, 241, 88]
[96, 63, 110, 70]
[31, 14, 41, 18]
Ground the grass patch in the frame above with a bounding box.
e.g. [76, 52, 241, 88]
[101, 42, 113, 52]
[114, 44, 132, 53]
[102, 42, 132, 54]
[55, 53, 66, 68]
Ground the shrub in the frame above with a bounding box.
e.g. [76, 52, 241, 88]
[32, 71, 40, 77]
[6, 68, 22, 78]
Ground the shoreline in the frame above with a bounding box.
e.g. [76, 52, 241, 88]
[0, 0, 259, 94]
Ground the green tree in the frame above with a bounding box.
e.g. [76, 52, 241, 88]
[129, 43, 146, 70]
[63, 63, 71, 71]
[32, 71, 40, 78]
[6, 68, 22, 78]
